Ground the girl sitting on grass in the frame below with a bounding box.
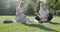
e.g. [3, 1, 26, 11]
[35, 3, 49, 23]
[14, 0, 32, 24]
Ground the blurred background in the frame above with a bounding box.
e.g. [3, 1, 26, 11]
[0, 0, 60, 16]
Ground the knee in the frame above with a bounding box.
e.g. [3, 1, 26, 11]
[48, 13, 53, 21]
[35, 16, 40, 21]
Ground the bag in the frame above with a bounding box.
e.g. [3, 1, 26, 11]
[3, 20, 13, 23]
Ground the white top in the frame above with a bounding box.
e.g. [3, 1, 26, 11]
[39, 9, 49, 17]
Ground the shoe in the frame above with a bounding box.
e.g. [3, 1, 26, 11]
[25, 18, 32, 24]
[25, 21, 32, 24]
[12, 20, 16, 22]
[33, 20, 38, 22]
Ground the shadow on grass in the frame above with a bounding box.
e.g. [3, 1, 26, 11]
[50, 22, 60, 25]
[23, 24, 57, 32]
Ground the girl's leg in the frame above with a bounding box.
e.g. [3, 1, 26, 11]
[48, 13, 53, 22]
[35, 16, 40, 21]
[35, 16, 43, 23]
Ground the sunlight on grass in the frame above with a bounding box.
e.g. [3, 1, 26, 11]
[0, 16, 60, 32]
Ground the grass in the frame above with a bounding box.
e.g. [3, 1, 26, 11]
[0, 16, 60, 32]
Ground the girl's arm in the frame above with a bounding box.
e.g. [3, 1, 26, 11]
[35, 12, 41, 18]
[16, 8, 19, 16]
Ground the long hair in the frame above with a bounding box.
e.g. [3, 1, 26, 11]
[16, 0, 26, 15]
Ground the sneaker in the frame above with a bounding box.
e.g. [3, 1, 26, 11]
[25, 18, 32, 24]
[33, 20, 38, 22]
[25, 21, 32, 24]
[12, 20, 16, 22]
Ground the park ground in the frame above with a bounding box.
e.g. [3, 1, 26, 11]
[0, 16, 60, 32]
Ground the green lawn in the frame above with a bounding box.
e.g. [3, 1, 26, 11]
[0, 16, 60, 32]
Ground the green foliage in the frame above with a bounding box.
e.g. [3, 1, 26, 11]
[24, 0, 37, 15]
[55, 0, 60, 10]
[24, 3, 34, 15]
[34, 0, 40, 12]
[47, 0, 60, 15]
[24, 0, 40, 15]
[47, 0, 55, 9]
